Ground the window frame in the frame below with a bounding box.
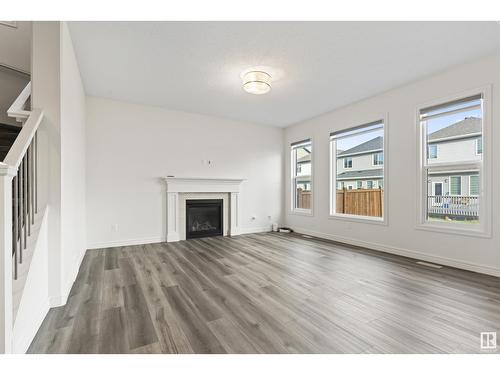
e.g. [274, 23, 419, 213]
[372, 152, 384, 166]
[343, 157, 353, 169]
[290, 138, 314, 216]
[329, 115, 388, 225]
[416, 86, 492, 238]
[469, 175, 479, 197]
[476, 137, 483, 155]
[427, 144, 438, 159]
[449, 175, 462, 196]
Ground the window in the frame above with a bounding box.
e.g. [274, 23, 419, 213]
[291, 139, 312, 212]
[330, 120, 384, 220]
[476, 137, 483, 154]
[420, 94, 484, 226]
[428, 144, 437, 159]
[343, 157, 353, 168]
[450, 176, 461, 196]
[373, 152, 384, 165]
[469, 175, 479, 196]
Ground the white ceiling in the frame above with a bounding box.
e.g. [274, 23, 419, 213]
[68, 22, 500, 127]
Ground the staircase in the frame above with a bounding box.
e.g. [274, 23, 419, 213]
[1, 81, 45, 353]
[0, 124, 21, 162]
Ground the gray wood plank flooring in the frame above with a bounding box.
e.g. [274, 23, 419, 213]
[27, 233, 500, 353]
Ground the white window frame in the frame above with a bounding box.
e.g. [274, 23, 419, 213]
[329, 115, 388, 225]
[372, 152, 384, 166]
[476, 137, 483, 155]
[449, 175, 462, 196]
[428, 144, 438, 159]
[356, 181, 362, 189]
[416, 86, 492, 237]
[343, 157, 353, 169]
[290, 138, 313, 216]
[469, 175, 479, 197]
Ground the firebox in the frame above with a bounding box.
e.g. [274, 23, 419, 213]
[185, 199, 223, 239]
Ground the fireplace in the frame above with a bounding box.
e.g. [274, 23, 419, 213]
[186, 199, 223, 239]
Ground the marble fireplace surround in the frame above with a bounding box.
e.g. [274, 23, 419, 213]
[164, 177, 245, 242]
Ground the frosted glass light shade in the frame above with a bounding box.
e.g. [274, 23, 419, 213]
[242, 71, 271, 95]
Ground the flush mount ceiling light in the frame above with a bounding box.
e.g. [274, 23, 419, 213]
[242, 70, 272, 95]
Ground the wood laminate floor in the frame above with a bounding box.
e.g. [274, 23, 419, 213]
[28, 233, 500, 354]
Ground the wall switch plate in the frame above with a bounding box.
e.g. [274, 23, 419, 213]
[111, 224, 118, 232]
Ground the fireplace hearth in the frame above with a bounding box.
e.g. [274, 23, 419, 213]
[186, 199, 223, 239]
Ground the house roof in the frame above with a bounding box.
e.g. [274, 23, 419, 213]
[337, 168, 383, 180]
[428, 117, 481, 142]
[338, 136, 383, 157]
[297, 154, 311, 163]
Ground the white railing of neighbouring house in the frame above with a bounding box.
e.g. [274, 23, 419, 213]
[0, 82, 43, 353]
[427, 195, 479, 219]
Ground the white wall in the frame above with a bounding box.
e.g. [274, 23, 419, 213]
[31, 22, 86, 306]
[0, 67, 29, 126]
[0, 21, 31, 73]
[86, 97, 283, 248]
[284, 52, 500, 276]
[60, 23, 87, 298]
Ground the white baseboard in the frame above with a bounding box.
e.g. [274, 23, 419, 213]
[87, 236, 164, 250]
[240, 226, 272, 235]
[292, 226, 500, 277]
[88, 228, 272, 250]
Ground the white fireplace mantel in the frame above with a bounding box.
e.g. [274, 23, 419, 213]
[164, 177, 245, 242]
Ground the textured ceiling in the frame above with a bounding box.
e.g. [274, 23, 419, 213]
[69, 21, 500, 127]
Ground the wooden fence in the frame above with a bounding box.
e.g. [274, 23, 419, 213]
[336, 188, 383, 217]
[297, 189, 311, 209]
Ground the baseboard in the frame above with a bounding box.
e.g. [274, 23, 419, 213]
[292, 226, 500, 277]
[240, 226, 272, 235]
[87, 236, 164, 250]
[88, 228, 272, 249]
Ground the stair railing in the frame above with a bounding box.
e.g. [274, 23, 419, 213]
[0, 82, 43, 353]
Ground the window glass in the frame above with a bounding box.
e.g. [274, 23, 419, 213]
[291, 140, 312, 211]
[331, 121, 384, 219]
[421, 94, 482, 224]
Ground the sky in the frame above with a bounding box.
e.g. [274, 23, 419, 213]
[335, 106, 481, 153]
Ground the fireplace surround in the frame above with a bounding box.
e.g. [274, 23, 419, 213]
[164, 177, 245, 242]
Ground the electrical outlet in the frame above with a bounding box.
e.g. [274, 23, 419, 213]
[111, 224, 118, 232]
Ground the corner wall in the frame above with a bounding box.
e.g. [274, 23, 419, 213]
[284, 53, 500, 276]
[31, 21, 86, 307]
[85, 97, 283, 248]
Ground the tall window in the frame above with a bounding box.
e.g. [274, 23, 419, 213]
[330, 121, 384, 219]
[291, 139, 312, 212]
[420, 94, 483, 225]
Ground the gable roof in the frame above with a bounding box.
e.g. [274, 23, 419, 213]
[428, 117, 481, 142]
[338, 136, 383, 157]
[337, 169, 384, 180]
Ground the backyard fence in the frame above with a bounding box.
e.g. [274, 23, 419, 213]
[336, 188, 384, 217]
[297, 189, 312, 209]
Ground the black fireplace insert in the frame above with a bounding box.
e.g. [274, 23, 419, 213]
[185, 199, 223, 239]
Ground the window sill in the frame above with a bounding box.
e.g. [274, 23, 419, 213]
[415, 222, 491, 238]
[328, 213, 387, 226]
[290, 209, 314, 217]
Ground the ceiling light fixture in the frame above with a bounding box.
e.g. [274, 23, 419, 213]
[242, 70, 272, 95]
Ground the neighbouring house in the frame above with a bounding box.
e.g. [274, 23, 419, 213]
[426, 116, 481, 220]
[336, 136, 384, 190]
